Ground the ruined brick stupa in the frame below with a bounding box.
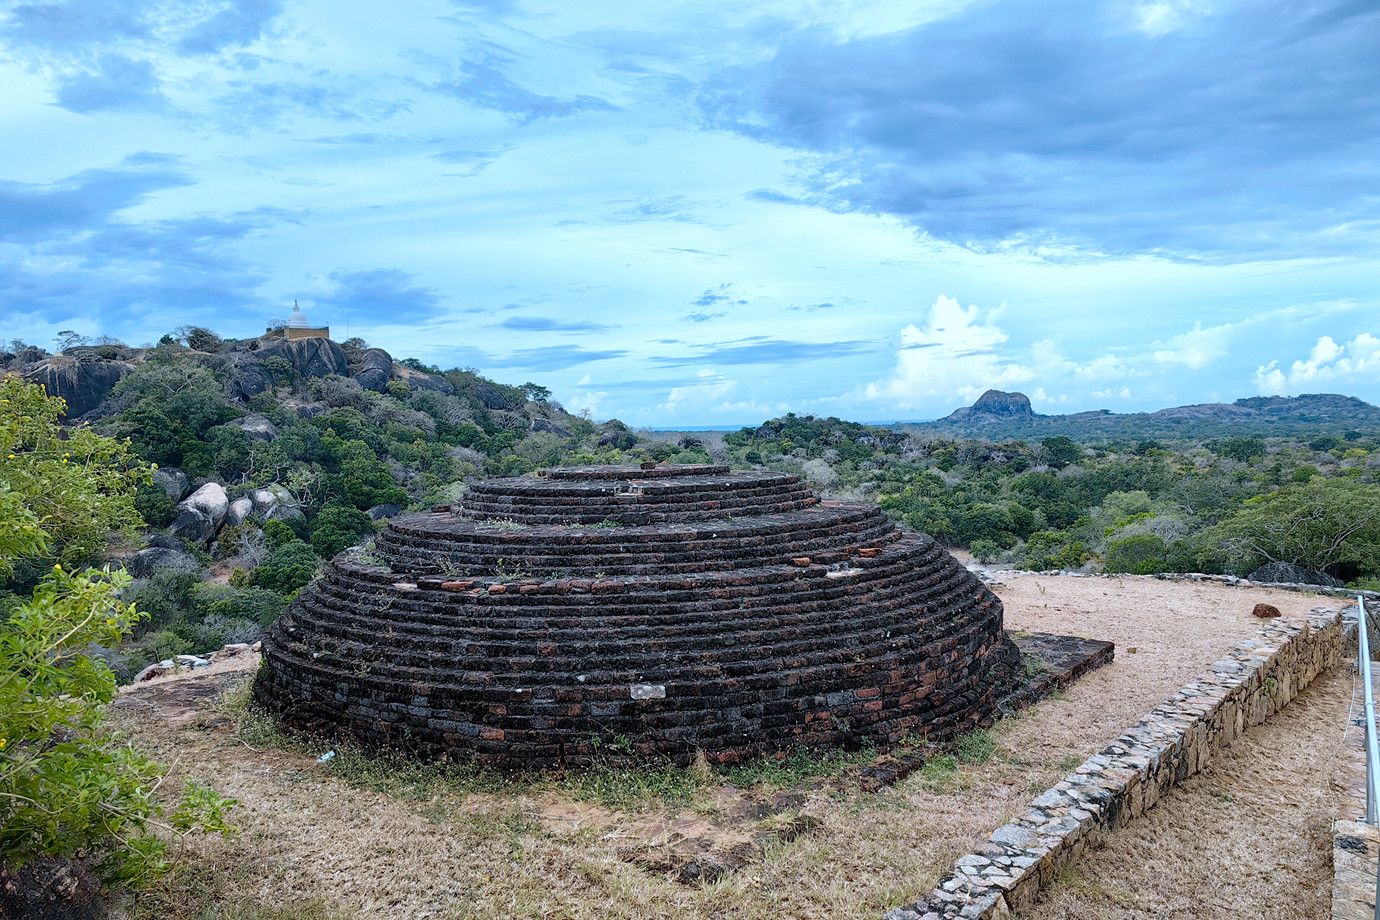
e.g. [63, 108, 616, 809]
[255, 464, 1023, 766]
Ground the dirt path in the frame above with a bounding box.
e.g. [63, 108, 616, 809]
[107, 575, 1348, 920]
[1022, 665, 1353, 920]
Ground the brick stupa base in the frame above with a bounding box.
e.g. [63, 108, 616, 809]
[255, 464, 1024, 767]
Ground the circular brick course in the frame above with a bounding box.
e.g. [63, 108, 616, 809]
[255, 464, 1022, 766]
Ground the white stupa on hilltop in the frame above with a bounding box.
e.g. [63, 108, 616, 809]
[280, 301, 329, 340]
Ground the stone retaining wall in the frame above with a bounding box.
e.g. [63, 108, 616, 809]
[1332, 663, 1378, 920]
[887, 606, 1346, 920]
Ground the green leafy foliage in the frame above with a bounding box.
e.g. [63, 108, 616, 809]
[309, 503, 375, 559]
[1200, 479, 1380, 578]
[250, 539, 319, 595]
[0, 383, 236, 884]
[1, 377, 149, 581]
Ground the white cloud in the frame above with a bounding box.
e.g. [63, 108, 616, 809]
[1254, 333, 1380, 393]
[863, 295, 1033, 409]
[1151, 321, 1234, 369]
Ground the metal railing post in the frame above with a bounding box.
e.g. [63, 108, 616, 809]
[1356, 596, 1380, 920]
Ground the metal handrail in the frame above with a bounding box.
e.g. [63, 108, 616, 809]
[1356, 595, 1380, 920]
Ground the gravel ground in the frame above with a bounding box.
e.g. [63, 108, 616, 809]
[108, 574, 1349, 920]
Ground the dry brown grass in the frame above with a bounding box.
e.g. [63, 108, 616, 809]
[1024, 666, 1351, 920]
[105, 575, 1346, 920]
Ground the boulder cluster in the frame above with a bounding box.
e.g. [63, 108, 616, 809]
[255, 463, 1024, 767]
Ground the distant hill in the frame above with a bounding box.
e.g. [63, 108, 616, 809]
[917, 389, 1380, 440]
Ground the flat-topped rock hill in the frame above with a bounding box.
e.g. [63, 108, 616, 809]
[255, 463, 1023, 767]
[926, 389, 1380, 439]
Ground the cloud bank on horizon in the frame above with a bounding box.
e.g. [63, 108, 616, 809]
[0, 0, 1376, 425]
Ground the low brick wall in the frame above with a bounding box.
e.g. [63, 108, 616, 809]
[887, 607, 1346, 920]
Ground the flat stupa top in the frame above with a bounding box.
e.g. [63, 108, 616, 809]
[254, 463, 1023, 767]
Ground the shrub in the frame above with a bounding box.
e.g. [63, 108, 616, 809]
[1103, 534, 1169, 574]
[969, 539, 1002, 564]
[250, 540, 319, 594]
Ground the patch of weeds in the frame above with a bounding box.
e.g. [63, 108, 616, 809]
[1057, 754, 1084, 771]
[589, 519, 620, 529]
[469, 808, 544, 855]
[918, 755, 959, 793]
[1210, 789, 1236, 804]
[1021, 651, 1051, 678]
[128, 857, 349, 920]
[725, 744, 877, 790]
[955, 730, 996, 765]
[566, 760, 709, 812]
[1049, 865, 1137, 907]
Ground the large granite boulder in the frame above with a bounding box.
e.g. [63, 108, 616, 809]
[353, 349, 393, 393]
[396, 367, 454, 395]
[152, 467, 191, 502]
[223, 338, 351, 402]
[127, 545, 199, 578]
[473, 382, 510, 410]
[257, 338, 349, 380]
[367, 502, 402, 521]
[20, 355, 132, 417]
[225, 496, 254, 527]
[169, 482, 230, 544]
[1247, 562, 1343, 587]
[222, 357, 274, 402]
[226, 414, 279, 442]
[250, 484, 295, 517]
[531, 417, 571, 438]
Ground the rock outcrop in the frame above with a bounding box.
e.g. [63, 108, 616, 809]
[353, 349, 393, 393]
[256, 463, 1023, 768]
[225, 496, 254, 528]
[127, 545, 200, 578]
[226, 414, 279, 441]
[152, 467, 191, 502]
[169, 482, 230, 544]
[942, 389, 1036, 424]
[19, 354, 132, 417]
[1247, 562, 1344, 587]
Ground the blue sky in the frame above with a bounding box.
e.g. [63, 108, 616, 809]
[1, 0, 1377, 426]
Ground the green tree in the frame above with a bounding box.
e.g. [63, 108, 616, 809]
[1213, 437, 1266, 462]
[1103, 534, 1169, 574]
[1040, 436, 1083, 469]
[1, 377, 148, 582]
[1201, 479, 1380, 578]
[250, 540, 319, 594]
[0, 380, 235, 884]
[309, 503, 374, 559]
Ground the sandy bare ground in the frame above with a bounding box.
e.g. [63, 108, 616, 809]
[107, 575, 1348, 920]
[1023, 666, 1352, 920]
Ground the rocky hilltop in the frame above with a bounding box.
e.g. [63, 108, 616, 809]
[940, 390, 1035, 425]
[926, 390, 1380, 439]
[0, 334, 460, 422]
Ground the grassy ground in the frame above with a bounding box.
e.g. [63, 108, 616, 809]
[104, 576, 1345, 920]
